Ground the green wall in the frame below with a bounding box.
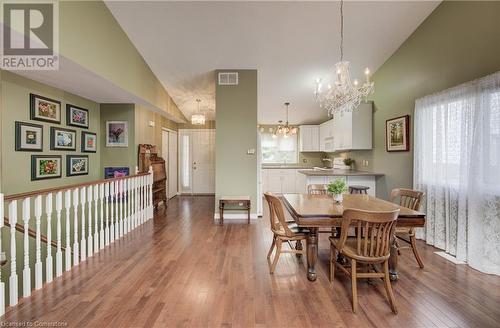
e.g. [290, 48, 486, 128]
[59, 1, 186, 123]
[100, 104, 136, 174]
[0, 72, 101, 195]
[215, 70, 257, 215]
[349, 1, 500, 199]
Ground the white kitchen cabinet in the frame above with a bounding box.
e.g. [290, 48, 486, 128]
[295, 170, 308, 194]
[301, 174, 377, 196]
[332, 102, 372, 151]
[262, 169, 300, 194]
[319, 120, 335, 152]
[299, 125, 320, 152]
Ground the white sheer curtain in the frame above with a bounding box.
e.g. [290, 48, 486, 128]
[414, 71, 500, 275]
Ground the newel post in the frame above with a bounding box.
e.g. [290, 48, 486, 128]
[148, 166, 154, 219]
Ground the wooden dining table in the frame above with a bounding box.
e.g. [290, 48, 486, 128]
[281, 193, 425, 282]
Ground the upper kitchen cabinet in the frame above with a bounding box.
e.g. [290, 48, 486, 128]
[332, 102, 373, 151]
[319, 119, 335, 152]
[299, 125, 320, 152]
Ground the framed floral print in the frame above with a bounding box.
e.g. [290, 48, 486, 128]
[386, 115, 410, 152]
[106, 121, 128, 147]
[15, 121, 43, 151]
[30, 93, 61, 124]
[31, 155, 62, 181]
[66, 104, 89, 128]
[81, 131, 97, 153]
[67, 155, 89, 176]
[50, 127, 76, 151]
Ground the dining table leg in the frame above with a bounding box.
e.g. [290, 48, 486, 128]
[306, 227, 318, 281]
[389, 234, 399, 281]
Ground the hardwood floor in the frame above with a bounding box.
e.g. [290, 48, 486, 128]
[3, 196, 500, 327]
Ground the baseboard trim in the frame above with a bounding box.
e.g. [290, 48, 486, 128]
[213, 213, 259, 220]
[434, 251, 466, 264]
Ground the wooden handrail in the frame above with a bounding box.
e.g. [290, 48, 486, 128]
[4, 172, 150, 201]
[3, 217, 68, 253]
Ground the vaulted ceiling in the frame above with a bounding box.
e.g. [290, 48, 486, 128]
[106, 1, 440, 124]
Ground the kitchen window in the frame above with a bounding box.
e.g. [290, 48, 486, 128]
[260, 132, 298, 164]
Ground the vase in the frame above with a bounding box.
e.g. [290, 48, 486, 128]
[333, 193, 343, 203]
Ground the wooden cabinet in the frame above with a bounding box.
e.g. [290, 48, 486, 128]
[299, 125, 320, 152]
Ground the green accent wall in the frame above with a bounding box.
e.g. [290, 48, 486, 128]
[0, 71, 101, 195]
[100, 104, 137, 174]
[349, 1, 500, 199]
[215, 70, 257, 215]
[59, 0, 186, 123]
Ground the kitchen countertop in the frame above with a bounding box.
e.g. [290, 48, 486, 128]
[261, 165, 316, 169]
[297, 169, 384, 176]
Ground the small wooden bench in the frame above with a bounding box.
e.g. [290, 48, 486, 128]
[219, 196, 251, 225]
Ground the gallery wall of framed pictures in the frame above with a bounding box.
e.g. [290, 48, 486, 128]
[14, 92, 102, 181]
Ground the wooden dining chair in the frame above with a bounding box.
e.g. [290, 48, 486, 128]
[390, 188, 425, 269]
[264, 193, 307, 274]
[329, 208, 400, 314]
[307, 184, 328, 195]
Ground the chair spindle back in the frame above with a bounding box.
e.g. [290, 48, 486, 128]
[338, 209, 399, 260]
[264, 193, 293, 237]
[390, 188, 424, 211]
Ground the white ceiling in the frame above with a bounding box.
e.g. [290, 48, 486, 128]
[106, 1, 440, 124]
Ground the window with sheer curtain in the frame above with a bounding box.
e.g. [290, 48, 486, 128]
[260, 132, 298, 164]
[414, 71, 500, 275]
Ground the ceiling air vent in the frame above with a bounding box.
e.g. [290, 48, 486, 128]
[218, 72, 238, 85]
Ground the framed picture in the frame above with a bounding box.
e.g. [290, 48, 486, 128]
[30, 93, 61, 124]
[50, 127, 76, 151]
[66, 155, 89, 176]
[66, 104, 89, 128]
[15, 121, 43, 151]
[104, 167, 130, 179]
[106, 121, 128, 147]
[386, 115, 410, 152]
[81, 131, 97, 153]
[31, 155, 62, 181]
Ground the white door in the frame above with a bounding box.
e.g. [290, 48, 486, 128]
[161, 130, 170, 196]
[168, 131, 178, 198]
[179, 129, 215, 194]
[192, 130, 215, 193]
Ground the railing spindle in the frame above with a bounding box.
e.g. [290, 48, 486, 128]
[99, 183, 104, 250]
[93, 185, 99, 253]
[73, 189, 79, 266]
[124, 179, 129, 235]
[45, 194, 54, 284]
[87, 186, 93, 256]
[110, 182, 115, 242]
[115, 180, 120, 239]
[65, 191, 72, 271]
[9, 201, 18, 306]
[105, 182, 110, 245]
[55, 191, 63, 277]
[119, 179, 124, 238]
[22, 198, 31, 297]
[80, 187, 87, 261]
[34, 195, 43, 289]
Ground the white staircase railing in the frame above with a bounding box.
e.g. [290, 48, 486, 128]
[0, 166, 154, 316]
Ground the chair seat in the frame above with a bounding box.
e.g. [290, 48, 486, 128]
[329, 237, 389, 263]
[273, 222, 308, 239]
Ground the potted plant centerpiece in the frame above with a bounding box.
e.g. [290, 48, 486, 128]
[343, 158, 355, 170]
[328, 179, 348, 203]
